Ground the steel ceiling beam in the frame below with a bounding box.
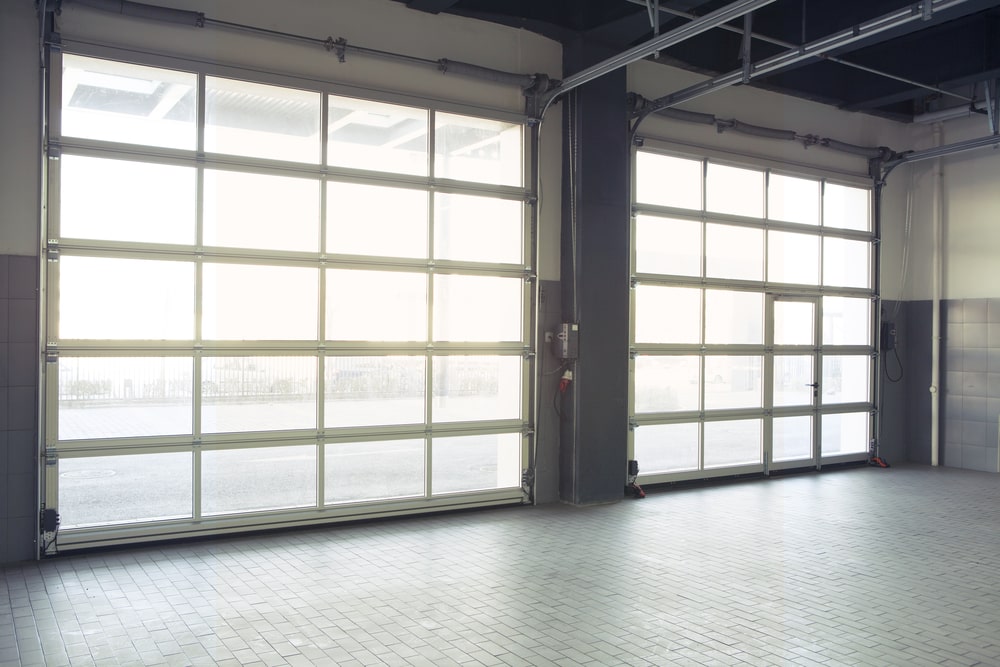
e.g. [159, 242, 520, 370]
[540, 0, 779, 110]
[640, 0, 973, 118]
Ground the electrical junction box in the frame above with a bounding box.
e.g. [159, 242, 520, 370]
[552, 323, 579, 360]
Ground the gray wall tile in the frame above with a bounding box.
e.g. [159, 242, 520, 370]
[7, 430, 35, 474]
[945, 323, 963, 348]
[990, 322, 1000, 348]
[990, 299, 1000, 323]
[962, 445, 988, 472]
[0, 256, 8, 298]
[7, 256, 36, 300]
[0, 431, 7, 479]
[0, 520, 7, 563]
[965, 372, 989, 398]
[964, 347, 987, 373]
[7, 386, 36, 431]
[5, 472, 35, 519]
[7, 299, 36, 343]
[988, 398, 1000, 422]
[945, 300, 963, 324]
[943, 440, 962, 467]
[964, 323, 988, 347]
[963, 396, 988, 421]
[945, 371, 963, 394]
[963, 420, 987, 446]
[6, 517, 36, 562]
[0, 342, 7, 386]
[965, 299, 988, 323]
[8, 342, 37, 387]
[944, 416, 961, 441]
[990, 373, 1000, 399]
[945, 394, 962, 417]
[988, 420, 1000, 452]
[991, 349, 1000, 373]
[945, 348, 962, 371]
[0, 299, 8, 343]
[0, 387, 7, 431]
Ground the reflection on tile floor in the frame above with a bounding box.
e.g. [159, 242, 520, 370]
[3, 464, 1000, 666]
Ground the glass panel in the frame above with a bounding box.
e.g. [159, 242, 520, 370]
[634, 423, 699, 473]
[635, 152, 702, 210]
[325, 356, 425, 428]
[823, 237, 871, 289]
[431, 433, 520, 494]
[58, 357, 192, 440]
[432, 356, 520, 423]
[773, 415, 812, 462]
[327, 269, 427, 342]
[706, 223, 763, 281]
[325, 440, 425, 504]
[704, 419, 761, 468]
[768, 174, 820, 225]
[201, 357, 316, 433]
[705, 290, 763, 345]
[328, 96, 428, 176]
[704, 356, 762, 410]
[435, 112, 522, 186]
[821, 356, 870, 405]
[434, 193, 522, 264]
[706, 163, 764, 217]
[821, 412, 869, 456]
[773, 355, 814, 407]
[433, 274, 522, 342]
[59, 453, 192, 528]
[634, 215, 701, 276]
[59, 256, 194, 340]
[326, 182, 427, 258]
[204, 170, 319, 252]
[203, 263, 318, 340]
[634, 285, 701, 344]
[206, 77, 320, 163]
[824, 183, 870, 231]
[62, 55, 196, 150]
[61, 155, 196, 245]
[774, 301, 815, 346]
[823, 296, 871, 346]
[767, 230, 820, 285]
[202, 445, 316, 515]
[634, 356, 700, 413]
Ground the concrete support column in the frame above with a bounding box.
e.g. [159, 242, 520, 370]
[558, 39, 630, 505]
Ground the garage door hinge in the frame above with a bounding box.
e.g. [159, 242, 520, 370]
[44, 450, 58, 466]
[628, 418, 638, 431]
[45, 345, 58, 363]
[47, 243, 59, 261]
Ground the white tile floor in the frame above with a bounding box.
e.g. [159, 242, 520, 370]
[3, 464, 1000, 666]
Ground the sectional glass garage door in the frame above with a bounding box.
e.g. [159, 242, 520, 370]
[43, 53, 532, 548]
[630, 150, 875, 482]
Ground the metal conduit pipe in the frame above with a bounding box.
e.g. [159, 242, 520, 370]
[930, 123, 944, 467]
[64, 0, 204, 26]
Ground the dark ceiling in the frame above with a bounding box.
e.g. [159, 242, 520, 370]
[396, 0, 1000, 122]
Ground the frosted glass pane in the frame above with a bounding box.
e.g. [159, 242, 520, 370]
[707, 163, 764, 217]
[435, 113, 522, 186]
[58, 357, 192, 440]
[327, 269, 427, 342]
[822, 356, 870, 405]
[325, 440, 425, 504]
[768, 174, 820, 225]
[328, 96, 428, 176]
[823, 297, 871, 346]
[704, 419, 761, 468]
[823, 237, 871, 288]
[206, 77, 320, 163]
[202, 445, 316, 515]
[325, 356, 425, 428]
[59, 256, 194, 340]
[634, 356, 700, 413]
[634, 422, 699, 473]
[635, 215, 701, 276]
[432, 433, 520, 494]
[773, 415, 812, 462]
[433, 274, 522, 342]
[59, 453, 192, 528]
[821, 412, 869, 455]
[327, 182, 427, 258]
[432, 356, 521, 423]
[62, 55, 196, 150]
[61, 155, 196, 244]
[634, 285, 701, 344]
[773, 355, 813, 407]
[704, 356, 762, 410]
[201, 356, 317, 433]
[204, 170, 319, 252]
[768, 230, 820, 285]
[705, 290, 763, 345]
[706, 224, 763, 281]
[203, 264, 318, 340]
[635, 152, 702, 210]
[774, 301, 815, 346]
[434, 193, 522, 264]
[824, 183, 870, 231]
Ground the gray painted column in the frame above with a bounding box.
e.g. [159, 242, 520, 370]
[558, 39, 630, 505]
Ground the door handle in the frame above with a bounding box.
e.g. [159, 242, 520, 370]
[805, 383, 819, 388]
